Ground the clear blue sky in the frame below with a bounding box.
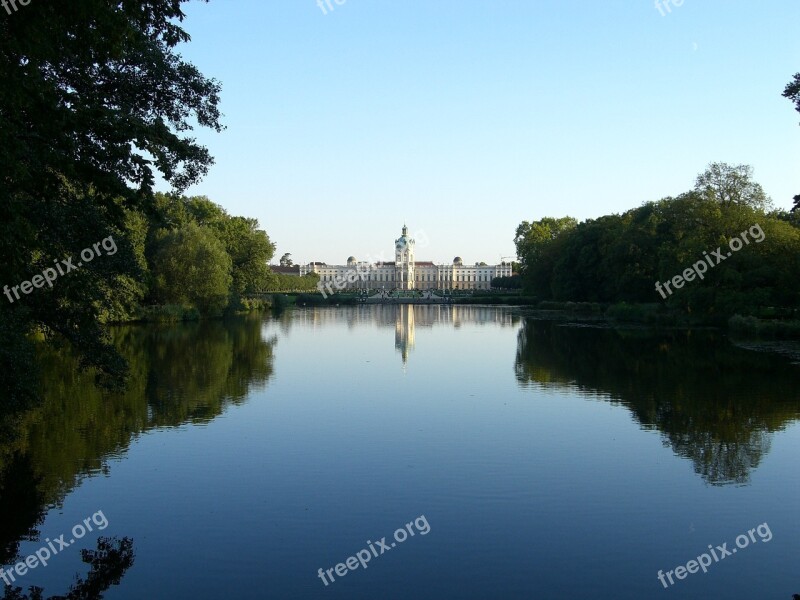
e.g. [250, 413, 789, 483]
[169, 0, 800, 265]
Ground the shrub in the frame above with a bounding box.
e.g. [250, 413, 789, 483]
[135, 304, 201, 322]
[728, 314, 800, 338]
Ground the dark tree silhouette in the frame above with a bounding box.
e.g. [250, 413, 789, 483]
[0, 454, 47, 567]
[0, 0, 223, 405]
[2, 537, 134, 600]
[785, 74, 800, 211]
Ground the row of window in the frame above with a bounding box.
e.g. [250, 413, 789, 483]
[320, 272, 508, 283]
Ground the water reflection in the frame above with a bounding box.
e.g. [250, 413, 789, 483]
[2, 537, 135, 600]
[292, 304, 518, 364]
[514, 318, 800, 485]
[395, 305, 415, 363]
[0, 454, 47, 566]
[0, 316, 275, 582]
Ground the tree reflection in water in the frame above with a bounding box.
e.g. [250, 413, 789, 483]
[514, 318, 800, 485]
[0, 315, 275, 597]
[2, 537, 134, 600]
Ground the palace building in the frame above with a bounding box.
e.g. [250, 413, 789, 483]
[299, 225, 513, 291]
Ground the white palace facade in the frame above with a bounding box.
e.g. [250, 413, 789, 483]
[299, 225, 513, 291]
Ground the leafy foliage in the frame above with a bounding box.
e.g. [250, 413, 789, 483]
[785, 73, 800, 110]
[150, 223, 233, 316]
[0, 0, 222, 400]
[490, 275, 522, 289]
[784, 73, 800, 209]
[514, 217, 577, 298]
[694, 162, 771, 210]
[515, 166, 800, 316]
[145, 194, 276, 304]
[263, 271, 320, 293]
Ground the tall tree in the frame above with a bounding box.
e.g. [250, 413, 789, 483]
[0, 1, 223, 399]
[783, 74, 800, 210]
[181, 196, 275, 294]
[694, 162, 772, 210]
[151, 223, 233, 316]
[514, 217, 577, 296]
[514, 217, 578, 265]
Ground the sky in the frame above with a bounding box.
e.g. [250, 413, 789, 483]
[167, 0, 800, 265]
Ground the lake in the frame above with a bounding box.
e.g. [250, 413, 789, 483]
[2, 305, 799, 599]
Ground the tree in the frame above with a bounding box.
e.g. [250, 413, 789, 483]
[176, 196, 275, 294]
[514, 217, 577, 296]
[219, 217, 275, 294]
[550, 215, 625, 302]
[491, 275, 522, 290]
[694, 162, 772, 210]
[785, 74, 800, 209]
[280, 253, 294, 267]
[513, 190, 800, 312]
[0, 0, 223, 399]
[264, 272, 321, 293]
[143, 194, 274, 299]
[784, 72, 800, 114]
[514, 217, 577, 265]
[151, 224, 233, 316]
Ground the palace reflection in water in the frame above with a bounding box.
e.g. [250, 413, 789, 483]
[290, 304, 518, 363]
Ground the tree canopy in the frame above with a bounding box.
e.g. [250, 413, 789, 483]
[0, 1, 224, 402]
[515, 165, 800, 317]
[694, 162, 772, 210]
[784, 73, 800, 211]
[150, 223, 233, 315]
[136, 193, 275, 315]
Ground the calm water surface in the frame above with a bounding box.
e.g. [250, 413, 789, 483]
[2, 306, 799, 599]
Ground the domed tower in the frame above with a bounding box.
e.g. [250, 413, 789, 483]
[346, 256, 357, 267]
[394, 224, 415, 290]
